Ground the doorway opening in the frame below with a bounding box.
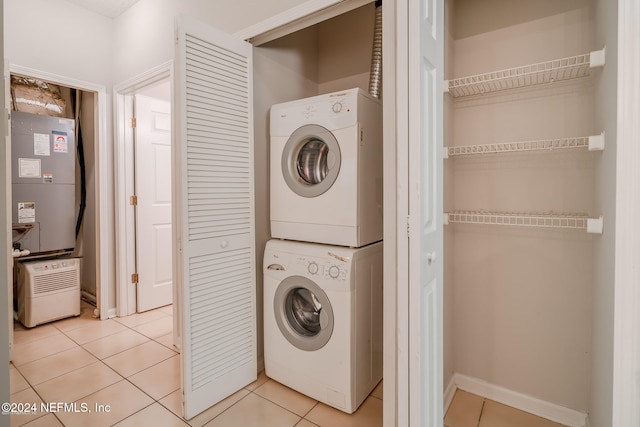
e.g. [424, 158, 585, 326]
[8, 68, 106, 328]
[113, 62, 179, 347]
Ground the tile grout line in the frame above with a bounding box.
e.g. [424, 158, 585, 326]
[10, 305, 179, 426]
[199, 389, 255, 427]
[245, 382, 309, 422]
[477, 399, 487, 427]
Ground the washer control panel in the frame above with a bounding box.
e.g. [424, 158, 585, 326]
[295, 257, 348, 281]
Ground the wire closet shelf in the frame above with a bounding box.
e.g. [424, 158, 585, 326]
[445, 48, 606, 98]
[446, 134, 605, 157]
[445, 211, 603, 234]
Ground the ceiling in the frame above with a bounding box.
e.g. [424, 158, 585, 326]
[64, 0, 141, 18]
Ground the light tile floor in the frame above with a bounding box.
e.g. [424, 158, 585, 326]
[9, 302, 383, 427]
[444, 389, 568, 427]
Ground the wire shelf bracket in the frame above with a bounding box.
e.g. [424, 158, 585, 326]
[443, 132, 605, 158]
[444, 47, 606, 98]
[444, 211, 604, 235]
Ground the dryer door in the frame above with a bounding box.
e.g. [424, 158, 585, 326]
[273, 275, 334, 351]
[281, 124, 341, 198]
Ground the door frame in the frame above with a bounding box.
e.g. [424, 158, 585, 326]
[613, 0, 640, 424]
[8, 64, 110, 320]
[113, 61, 172, 317]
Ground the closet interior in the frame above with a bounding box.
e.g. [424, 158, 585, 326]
[443, 0, 617, 424]
[248, 1, 378, 369]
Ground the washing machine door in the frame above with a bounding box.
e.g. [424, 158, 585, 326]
[273, 275, 334, 351]
[281, 124, 341, 198]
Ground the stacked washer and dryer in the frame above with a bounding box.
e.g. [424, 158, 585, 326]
[264, 88, 383, 414]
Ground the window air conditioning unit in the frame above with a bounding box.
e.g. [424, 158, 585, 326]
[16, 258, 81, 328]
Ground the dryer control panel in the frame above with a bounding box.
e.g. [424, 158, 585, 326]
[270, 87, 380, 137]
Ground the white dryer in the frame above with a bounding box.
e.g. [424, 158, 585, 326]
[263, 239, 383, 414]
[270, 88, 382, 247]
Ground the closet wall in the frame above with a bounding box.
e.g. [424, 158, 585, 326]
[445, 0, 614, 416]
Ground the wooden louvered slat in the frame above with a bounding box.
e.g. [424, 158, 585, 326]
[188, 248, 253, 390]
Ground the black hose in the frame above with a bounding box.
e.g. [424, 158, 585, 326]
[74, 90, 87, 238]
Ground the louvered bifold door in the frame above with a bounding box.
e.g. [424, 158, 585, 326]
[174, 15, 256, 420]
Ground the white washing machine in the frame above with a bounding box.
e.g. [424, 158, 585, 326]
[270, 88, 382, 248]
[263, 239, 383, 414]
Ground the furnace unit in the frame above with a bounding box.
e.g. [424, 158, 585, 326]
[11, 111, 76, 254]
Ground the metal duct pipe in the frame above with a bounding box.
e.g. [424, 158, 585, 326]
[368, 0, 383, 99]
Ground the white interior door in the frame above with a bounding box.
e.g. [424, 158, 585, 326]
[174, 15, 257, 420]
[408, 0, 444, 425]
[135, 94, 173, 312]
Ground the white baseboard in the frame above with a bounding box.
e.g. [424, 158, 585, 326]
[80, 290, 96, 304]
[444, 374, 457, 413]
[450, 373, 588, 427]
[106, 307, 117, 319]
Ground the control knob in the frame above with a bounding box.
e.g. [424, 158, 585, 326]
[332, 102, 343, 113]
[328, 265, 340, 279]
[308, 261, 319, 275]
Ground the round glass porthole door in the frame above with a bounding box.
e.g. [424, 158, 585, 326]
[273, 275, 334, 351]
[281, 124, 341, 198]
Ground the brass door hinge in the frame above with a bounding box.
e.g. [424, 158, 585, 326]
[130, 195, 138, 206]
[130, 117, 137, 128]
[132, 273, 139, 284]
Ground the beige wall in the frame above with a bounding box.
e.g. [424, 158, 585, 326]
[317, 4, 374, 94]
[78, 91, 97, 298]
[112, 0, 310, 84]
[446, 0, 598, 412]
[5, 0, 114, 87]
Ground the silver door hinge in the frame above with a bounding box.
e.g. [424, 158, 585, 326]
[407, 216, 411, 237]
[131, 273, 139, 284]
[130, 117, 137, 128]
[130, 195, 138, 206]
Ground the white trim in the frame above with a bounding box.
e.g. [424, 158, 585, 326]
[391, 0, 410, 424]
[443, 375, 457, 413]
[8, 65, 110, 321]
[93, 86, 110, 321]
[113, 93, 135, 317]
[613, 0, 640, 425]
[233, 0, 371, 45]
[113, 61, 173, 95]
[80, 290, 97, 305]
[453, 373, 588, 427]
[381, 1, 399, 426]
[10, 65, 106, 94]
[113, 62, 172, 317]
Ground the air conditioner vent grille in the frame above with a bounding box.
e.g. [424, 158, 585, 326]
[33, 270, 79, 295]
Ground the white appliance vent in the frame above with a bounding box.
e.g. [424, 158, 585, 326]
[17, 258, 81, 328]
[33, 270, 79, 295]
